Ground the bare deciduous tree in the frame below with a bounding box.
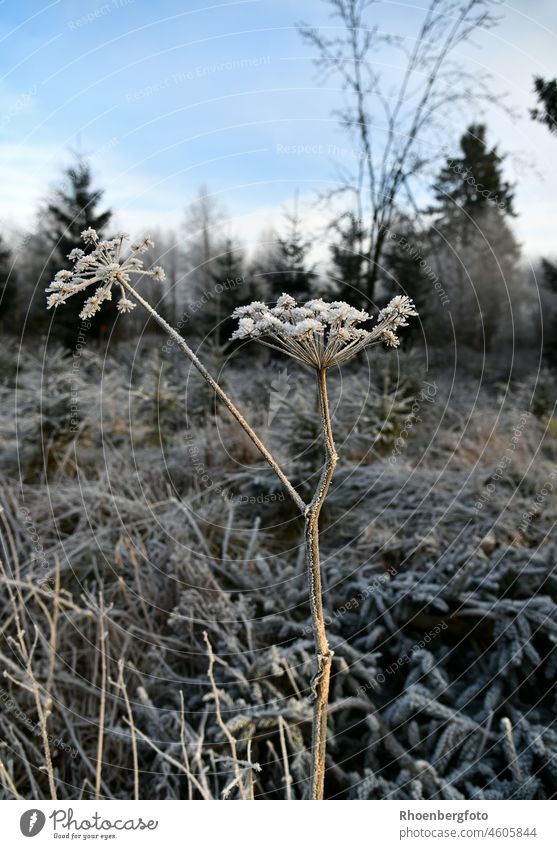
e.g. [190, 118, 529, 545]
[299, 0, 504, 302]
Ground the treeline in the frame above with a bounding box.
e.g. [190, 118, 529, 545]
[0, 114, 556, 367]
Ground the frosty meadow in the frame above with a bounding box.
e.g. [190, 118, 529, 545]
[45, 228, 417, 800]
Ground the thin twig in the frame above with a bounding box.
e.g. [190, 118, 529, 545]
[278, 717, 293, 801]
[179, 691, 193, 801]
[95, 595, 108, 800]
[46, 557, 61, 698]
[0, 759, 21, 799]
[203, 631, 246, 800]
[129, 722, 212, 800]
[116, 659, 139, 801]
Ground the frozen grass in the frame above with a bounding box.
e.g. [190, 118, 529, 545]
[0, 338, 556, 799]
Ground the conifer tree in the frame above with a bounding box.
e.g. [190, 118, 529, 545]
[382, 221, 432, 345]
[433, 123, 514, 220]
[0, 235, 17, 329]
[433, 124, 514, 218]
[531, 76, 557, 135]
[541, 259, 557, 366]
[329, 213, 367, 304]
[208, 238, 249, 343]
[44, 156, 112, 344]
[263, 200, 317, 300]
[428, 125, 519, 351]
[531, 77, 557, 365]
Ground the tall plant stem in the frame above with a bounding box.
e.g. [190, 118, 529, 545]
[123, 284, 338, 799]
[122, 281, 305, 513]
[306, 367, 337, 799]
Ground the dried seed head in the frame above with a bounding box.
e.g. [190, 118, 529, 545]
[231, 294, 418, 368]
[45, 232, 165, 320]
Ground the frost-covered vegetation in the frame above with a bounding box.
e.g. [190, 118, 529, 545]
[1, 335, 556, 799]
[1, 0, 556, 804]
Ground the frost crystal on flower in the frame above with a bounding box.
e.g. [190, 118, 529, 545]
[81, 228, 98, 244]
[132, 237, 155, 253]
[150, 265, 166, 281]
[380, 329, 400, 348]
[117, 297, 136, 314]
[45, 231, 166, 321]
[231, 294, 417, 368]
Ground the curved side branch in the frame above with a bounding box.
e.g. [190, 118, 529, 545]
[122, 281, 306, 514]
[306, 367, 338, 799]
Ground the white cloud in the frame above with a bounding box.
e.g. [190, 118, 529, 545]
[0, 142, 64, 226]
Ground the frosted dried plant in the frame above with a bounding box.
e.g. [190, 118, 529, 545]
[231, 293, 417, 367]
[45, 233, 418, 800]
[231, 292, 417, 797]
[45, 230, 165, 320]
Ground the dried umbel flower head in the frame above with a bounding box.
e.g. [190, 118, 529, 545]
[45, 230, 165, 320]
[231, 293, 418, 368]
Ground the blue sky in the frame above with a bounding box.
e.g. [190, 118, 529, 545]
[1, 0, 556, 258]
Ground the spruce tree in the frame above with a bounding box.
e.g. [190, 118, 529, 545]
[382, 221, 432, 345]
[531, 77, 557, 135]
[208, 238, 249, 343]
[531, 78, 557, 365]
[541, 259, 557, 366]
[263, 201, 317, 300]
[329, 213, 367, 303]
[0, 235, 17, 329]
[429, 125, 519, 351]
[433, 123, 514, 220]
[44, 156, 112, 345]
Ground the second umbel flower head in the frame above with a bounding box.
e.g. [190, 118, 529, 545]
[231, 294, 418, 368]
